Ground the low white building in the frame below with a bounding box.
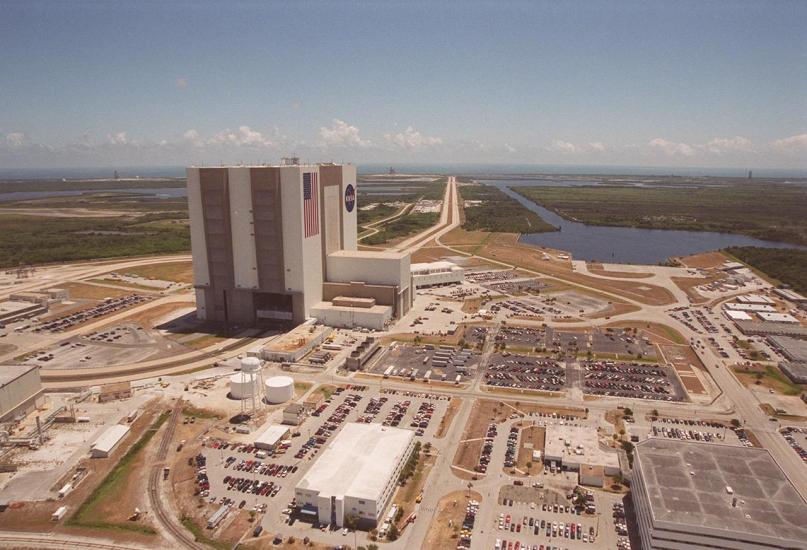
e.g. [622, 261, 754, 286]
[757, 311, 799, 324]
[254, 424, 289, 451]
[91, 424, 130, 458]
[724, 310, 753, 322]
[411, 261, 464, 288]
[295, 422, 415, 528]
[543, 425, 620, 485]
[0, 365, 44, 422]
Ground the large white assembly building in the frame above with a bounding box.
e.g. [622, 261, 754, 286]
[187, 162, 413, 328]
[294, 422, 415, 528]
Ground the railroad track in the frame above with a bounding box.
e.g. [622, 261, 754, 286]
[147, 400, 207, 550]
[0, 534, 143, 549]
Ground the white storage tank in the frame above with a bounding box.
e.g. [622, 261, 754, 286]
[264, 376, 294, 404]
[229, 372, 259, 400]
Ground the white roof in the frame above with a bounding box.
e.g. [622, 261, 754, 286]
[544, 425, 619, 469]
[92, 424, 130, 453]
[411, 260, 461, 273]
[725, 310, 753, 321]
[723, 303, 776, 312]
[736, 294, 774, 304]
[296, 422, 414, 501]
[254, 424, 289, 448]
[757, 312, 799, 324]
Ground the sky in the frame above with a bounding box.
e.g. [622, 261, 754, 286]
[1, 0, 806, 170]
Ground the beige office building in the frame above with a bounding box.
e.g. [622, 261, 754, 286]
[187, 163, 412, 328]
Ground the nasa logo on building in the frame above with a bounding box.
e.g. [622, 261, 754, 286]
[344, 184, 356, 213]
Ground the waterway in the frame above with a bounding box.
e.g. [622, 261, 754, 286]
[0, 187, 187, 203]
[488, 182, 803, 265]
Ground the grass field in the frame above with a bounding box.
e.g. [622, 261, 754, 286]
[120, 261, 194, 283]
[460, 183, 555, 233]
[0, 211, 189, 267]
[357, 202, 400, 226]
[724, 246, 807, 294]
[363, 211, 439, 245]
[67, 411, 170, 534]
[515, 182, 807, 246]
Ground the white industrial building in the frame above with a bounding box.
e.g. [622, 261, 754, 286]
[723, 303, 776, 312]
[254, 424, 289, 450]
[264, 376, 294, 404]
[632, 439, 807, 550]
[543, 425, 620, 486]
[0, 365, 44, 422]
[411, 260, 464, 288]
[187, 163, 413, 329]
[757, 311, 799, 324]
[724, 309, 753, 322]
[295, 422, 415, 528]
[90, 424, 130, 458]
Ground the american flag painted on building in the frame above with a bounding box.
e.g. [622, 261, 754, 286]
[303, 172, 319, 238]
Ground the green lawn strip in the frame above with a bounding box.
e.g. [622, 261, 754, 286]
[66, 411, 170, 533]
[181, 516, 231, 550]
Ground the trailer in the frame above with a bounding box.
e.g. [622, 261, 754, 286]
[207, 503, 231, 528]
[423, 370, 432, 382]
[383, 366, 394, 378]
[52, 506, 68, 521]
[455, 374, 461, 385]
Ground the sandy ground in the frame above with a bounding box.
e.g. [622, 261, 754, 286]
[422, 490, 483, 549]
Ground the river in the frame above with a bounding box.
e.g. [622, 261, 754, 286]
[489, 182, 803, 264]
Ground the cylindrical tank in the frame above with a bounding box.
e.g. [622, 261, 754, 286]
[241, 357, 261, 372]
[264, 376, 294, 404]
[229, 372, 258, 400]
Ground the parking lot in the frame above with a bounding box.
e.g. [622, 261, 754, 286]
[483, 278, 547, 295]
[485, 483, 624, 550]
[197, 385, 453, 537]
[369, 342, 479, 383]
[780, 426, 807, 464]
[34, 294, 150, 333]
[485, 353, 566, 392]
[582, 360, 686, 401]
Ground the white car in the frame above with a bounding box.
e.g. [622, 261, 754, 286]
[342, 528, 349, 536]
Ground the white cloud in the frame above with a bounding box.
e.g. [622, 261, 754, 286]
[504, 143, 517, 153]
[549, 140, 578, 153]
[588, 141, 605, 152]
[319, 119, 371, 148]
[705, 136, 753, 154]
[648, 137, 695, 157]
[107, 131, 129, 145]
[182, 129, 205, 147]
[384, 126, 442, 150]
[175, 77, 188, 89]
[5, 132, 25, 147]
[208, 126, 274, 147]
[771, 133, 807, 153]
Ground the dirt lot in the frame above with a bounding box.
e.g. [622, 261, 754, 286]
[671, 273, 724, 303]
[476, 233, 676, 306]
[392, 449, 437, 529]
[606, 321, 685, 346]
[116, 300, 195, 329]
[658, 344, 707, 395]
[587, 263, 654, 279]
[677, 251, 729, 269]
[422, 490, 482, 549]
[435, 398, 462, 439]
[118, 261, 194, 283]
[513, 424, 545, 477]
[61, 282, 135, 301]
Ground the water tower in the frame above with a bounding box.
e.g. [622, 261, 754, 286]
[228, 356, 264, 415]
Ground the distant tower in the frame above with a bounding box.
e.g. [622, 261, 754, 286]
[748, 170, 752, 179]
[388, 166, 397, 175]
[238, 357, 264, 415]
[113, 169, 119, 180]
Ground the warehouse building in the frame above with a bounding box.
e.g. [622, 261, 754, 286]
[632, 439, 807, 550]
[0, 300, 48, 325]
[411, 260, 464, 288]
[295, 422, 415, 528]
[0, 365, 44, 422]
[90, 424, 131, 458]
[187, 163, 413, 328]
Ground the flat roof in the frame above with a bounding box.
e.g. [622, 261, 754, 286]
[263, 322, 330, 352]
[768, 335, 807, 362]
[757, 312, 799, 323]
[311, 302, 392, 315]
[0, 365, 39, 388]
[411, 260, 460, 272]
[0, 300, 39, 315]
[329, 249, 409, 260]
[296, 422, 414, 501]
[544, 425, 619, 469]
[254, 424, 289, 447]
[725, 310, 753, 321]
[92, 424, 130, 453]
[635, 439, 807, 544]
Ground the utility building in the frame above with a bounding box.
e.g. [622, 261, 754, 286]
[187, 163, 412, 328]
